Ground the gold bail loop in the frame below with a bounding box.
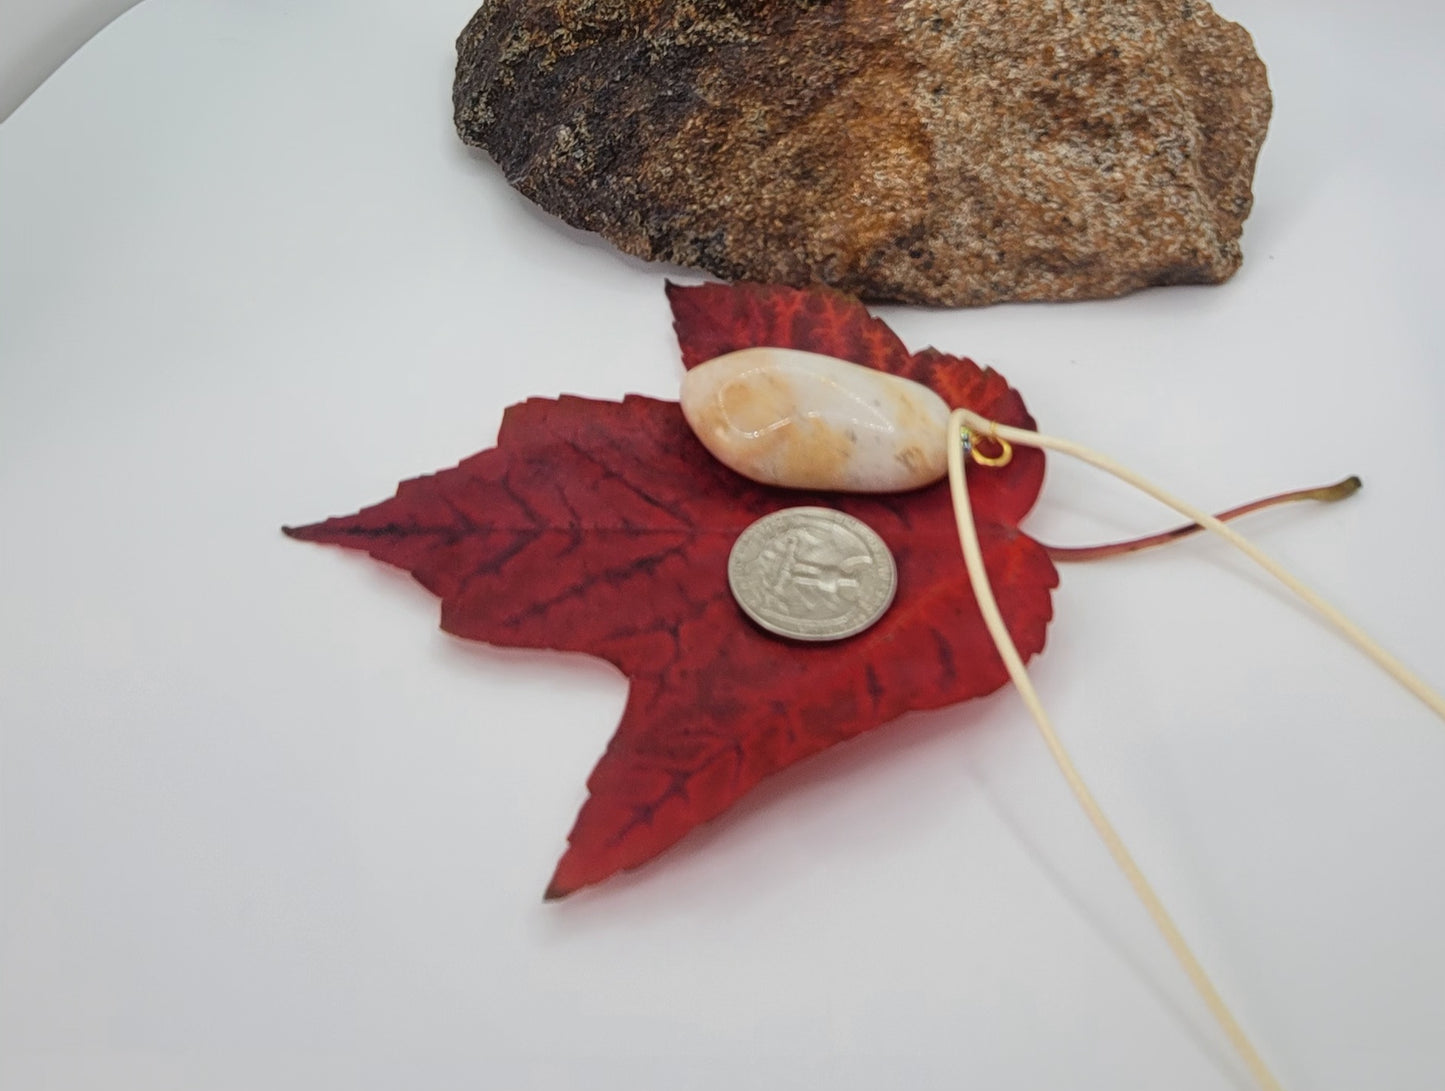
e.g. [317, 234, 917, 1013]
[963, 425, 1013, 468]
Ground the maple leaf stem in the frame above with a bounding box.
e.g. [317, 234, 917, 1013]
[956, 409, 1445, 722]
[1042, 475, 1362, 562]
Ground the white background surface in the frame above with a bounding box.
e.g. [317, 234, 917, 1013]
[0, 0, 142, 120]
[2, 2, 1443, 1089]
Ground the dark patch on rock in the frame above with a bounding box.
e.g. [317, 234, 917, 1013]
[454, 0, 1271, 306]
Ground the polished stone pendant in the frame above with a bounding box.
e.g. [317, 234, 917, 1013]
[680, 348, 951, 492]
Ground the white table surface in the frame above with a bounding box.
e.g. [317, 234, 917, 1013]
[0, 0, 144, 121]
[3, 2, 1443, 1088]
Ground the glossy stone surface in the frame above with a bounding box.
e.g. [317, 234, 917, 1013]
[680, 348, 951, 493]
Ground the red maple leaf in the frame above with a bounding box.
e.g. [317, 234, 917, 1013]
[285, 283, 1057, 898]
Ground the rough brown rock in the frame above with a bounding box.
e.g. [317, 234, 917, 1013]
[453, 0, 1271, 306]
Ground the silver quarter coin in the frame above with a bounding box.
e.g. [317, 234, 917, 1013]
[728, 507, 897, 641]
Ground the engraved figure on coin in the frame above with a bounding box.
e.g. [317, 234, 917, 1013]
[728, 507, 897, 641]
[759, 525, 873, 621]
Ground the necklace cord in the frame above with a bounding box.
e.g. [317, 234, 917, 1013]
[947, 408, 1292, 1091]
[954, 408, 1445, 722]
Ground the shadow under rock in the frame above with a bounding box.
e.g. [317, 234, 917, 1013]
[450, 142, 704, 285]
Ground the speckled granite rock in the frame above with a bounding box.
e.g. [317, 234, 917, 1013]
[453, 0, 1270, 306]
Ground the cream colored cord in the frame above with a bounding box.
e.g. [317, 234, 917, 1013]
[953, 408, 1445, 723]
[949, 405, 1445, 1089]
[946, 409, 1288, 1091]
